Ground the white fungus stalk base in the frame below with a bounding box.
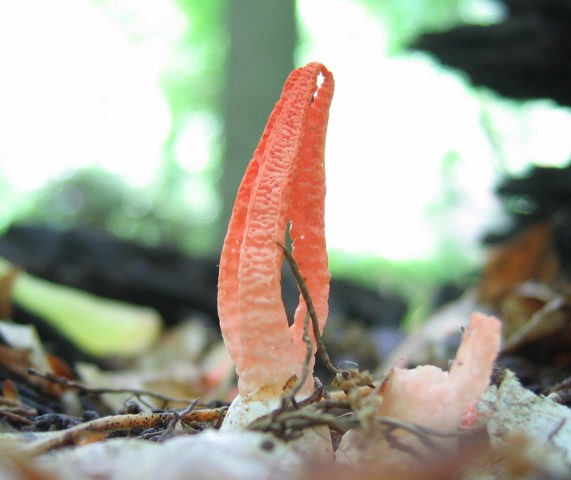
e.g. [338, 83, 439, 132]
[221, 394, 282, 431]
[221, 393, 333, 461]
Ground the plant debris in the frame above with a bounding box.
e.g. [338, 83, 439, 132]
[0, 235, 567, 480]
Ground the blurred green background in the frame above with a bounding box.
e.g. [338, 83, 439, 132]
[1, 0, 570, 318]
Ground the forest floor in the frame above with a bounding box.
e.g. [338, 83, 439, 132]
[0, 220, 570, 479]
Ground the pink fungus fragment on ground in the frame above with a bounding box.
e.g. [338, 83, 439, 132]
[379, 312, 501, 431]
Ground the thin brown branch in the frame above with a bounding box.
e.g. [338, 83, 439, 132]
[27, 368, 199, 407]
[0, 408, 34, 425]
[283, 313, 313, 408]
[276, 241, 338, 375]
[22, 406, 227, 456]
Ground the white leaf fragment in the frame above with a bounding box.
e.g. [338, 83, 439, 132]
[478, 369, 571, 465]
[34, 431, 305, 480]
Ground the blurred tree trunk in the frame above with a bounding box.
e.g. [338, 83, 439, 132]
[219, 0, 297, 245]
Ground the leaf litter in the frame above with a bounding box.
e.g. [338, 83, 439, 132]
[0, 232, 567, 480]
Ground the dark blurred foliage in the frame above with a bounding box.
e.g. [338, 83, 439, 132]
[484, 162, 571, 272]
[414, 0, 571, 106]
[17, 167, 197, 250]
[0, 223, 408, 371]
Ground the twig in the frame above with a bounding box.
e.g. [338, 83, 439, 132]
[249, 393, 474, 461]
[283, 313, 313, 408]
[0, 409, 34, 425]
[547, 417, 567, 442]
[249, 406, 355, 441]
[156, 400, 199, 441]
[27, 369, 198, 407]
[327, 385, 374, 401]
[384, 426, 426, 462]
[379, 417, 456, 456]
[277, 241, 338, 375]
[22, 406, 227, 456]
[278, 241, 375, 393]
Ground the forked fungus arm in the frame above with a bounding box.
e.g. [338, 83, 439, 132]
[217, 62, 334, 400]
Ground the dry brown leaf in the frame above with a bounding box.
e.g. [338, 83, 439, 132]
[479, 223, 559, 305]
